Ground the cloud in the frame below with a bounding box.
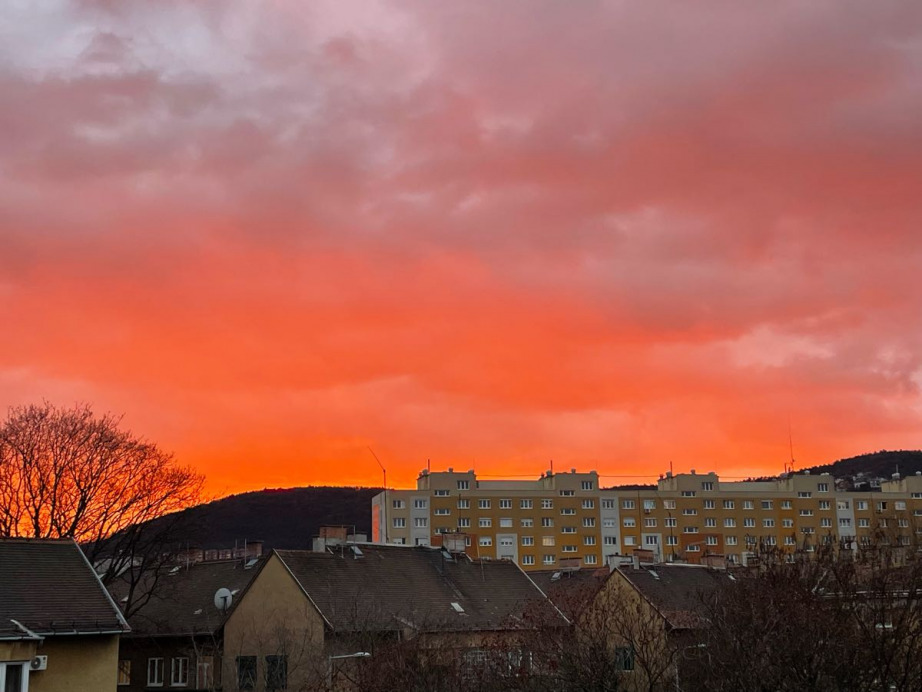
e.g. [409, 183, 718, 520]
[1, 1, 921, 493]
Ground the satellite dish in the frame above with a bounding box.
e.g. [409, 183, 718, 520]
[214, 587, 233, 612]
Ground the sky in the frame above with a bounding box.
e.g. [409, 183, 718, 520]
[1, 1, 921, 496]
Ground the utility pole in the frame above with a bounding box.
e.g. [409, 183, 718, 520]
[368, 448, 387, 544]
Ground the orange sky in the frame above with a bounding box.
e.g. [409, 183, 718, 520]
[2, 2, 922, 497]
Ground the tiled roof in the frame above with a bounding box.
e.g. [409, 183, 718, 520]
[528, 568, 612, 619]
[0, 538, 128, 638]
[276, 545, 566, 633]
[617, 564, 734, 630]
[117, 557, 265, 637]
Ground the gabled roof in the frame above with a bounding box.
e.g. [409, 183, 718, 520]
[616, 564, 734, 630]
[276, 545, 566, 633]
[117, 557, 266, 637]
[0, 538, 129, 639]
[528, 568, 613, 619]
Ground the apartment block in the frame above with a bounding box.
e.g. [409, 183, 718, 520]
[371, 468, 922, 570]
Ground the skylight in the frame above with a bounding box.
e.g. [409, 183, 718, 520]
[451, 602, 465, 613]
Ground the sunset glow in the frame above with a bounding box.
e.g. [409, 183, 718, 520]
[2, 2, 921, 495]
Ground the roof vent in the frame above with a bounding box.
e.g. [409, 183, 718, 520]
[550, 571, 562, 581]
[451, 602, 465, 613]
[351, 546, 364, 559]
[244, 558, 259, 569]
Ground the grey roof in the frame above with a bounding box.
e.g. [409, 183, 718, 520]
[276, 545, 566, 633]
[528, 568, 612, 619]
[118, 557, 265, 637]
[617, 564, 734, 630]
[0, 538, 129, 638]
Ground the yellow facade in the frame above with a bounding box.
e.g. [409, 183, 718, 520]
[373, 469, 922, 570]
[0, 634, 120, 692]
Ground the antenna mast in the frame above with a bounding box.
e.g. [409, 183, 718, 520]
[368, 447, 387, 544]
[788, 418, 796, 474]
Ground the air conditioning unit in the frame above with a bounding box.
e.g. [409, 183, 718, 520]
[30, 655, 48, 671]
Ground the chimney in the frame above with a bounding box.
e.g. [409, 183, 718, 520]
[632, 554, 641, 570]
[893, 472, 901, 481]
[448, 467, 453, 473]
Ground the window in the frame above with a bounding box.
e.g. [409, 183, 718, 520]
[522, 555, 535, 565]
[761, 500, 773, 510]
[706, 536, 718, 546]
[622, 500, 636, 509]
[414, 499, 428, 509]
[682, 508, 698, 516]
[725, 536, 738, 546]
[583, 517, 596, 528]
[414, 517, 428, 528]
[665, 518, 677, 527]
[624, 536, 636, 546]
[683, 526, 699, 534]
[479, 518, 492, 528]
[561, 508, 576, 515]
[801, 527, 815, 535]
[723, 500, 735, 510]
[644, 535, 659, 546]
[614, 646, 635, 672]
[543, 554, 556, 565]
[899, 518, 910, 528]
[521, 499, 533, 509]
[562, 526, 577, 534]
[265, 655, 288, 692]
[687, 545, 700, 552]
[782, 518, 793, 528]
[857, 500, 868, 510]
[799, 510, 813, 517]
[663, 500, 677, 510]
[603, 518, 617, 527]
[743, 500, 754, 510]
[818, 483, 829, 492]
[521, 518, 534, 527]
[781, 500, 792, 509]
[604, 536, 618, 545]
[149, 658, 166, 687]
[458, 518, 471, 528]
[584, 536, 597, 545]
[542, 536, 556, 546]
[500, 499, 512, 509]
[785, 535, 796, 546]
[724, 518, 736, 528]
[819, 501, 831, 510]
[499, 537, 514, 547]
[542, 517, 554, 527]
[839, 518, 852, 527]
[542, 499, 554, 510]
[623, 517, 636, 528]
[702, 482, 714, 491]
[500, 518, 513, 528]
[644, 499, 657, 510]
[582, 499, 595, 509]
[0, 664, 25, 692]
[435, 489, 449, 496]
[562, 545, 578, 553]
[392, 499, 405, 509]
[585, 554, 598, 564]
[560, 489, 575, 496]
[479, 536, 492, 546]
[705, 518, 717, 528]
[458, 499, 470, 509]
[118, 660, 131, 686]
[434, 508, 450, 516]
[602, 499, 616, 509]
[581, 480, 594, 490]
[666, 536, 678, 546]
[393, 517, 406, 528]
[896, 501, 907, 511]
[171, 658, 189, 687]
[743, 518, 755, 528]
[457, 480, 470, 490]
[681, 491, 697, 497]
[798, 492, 812, 499]
[196, 657, 214, 689]
[644, 518, 657, 527]
[479, 499, 491, 509]
[522, 536, 534, 546]
[763, 518, 775, 528]
[704, 500, 716, 510]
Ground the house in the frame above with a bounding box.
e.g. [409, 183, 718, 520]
[113, 555, 266, 691]
[0, 538, 129, 692]
[222, 543, 569, 691]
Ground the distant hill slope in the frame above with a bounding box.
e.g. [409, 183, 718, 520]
[164, 486, 381, 551]
[804, 450, 922, 479]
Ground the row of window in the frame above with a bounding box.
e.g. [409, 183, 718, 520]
[518, 553, 600, 566]
[394, 516, 599, 529]
[130, 657, 195, 688]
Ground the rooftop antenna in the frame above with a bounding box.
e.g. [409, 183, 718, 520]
[368, 447, 387, 544]
[214, 588, 233, 613]
[550, 459, 554, 475]
[788, 417, 796, 474]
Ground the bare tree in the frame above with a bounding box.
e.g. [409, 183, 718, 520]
[0, 402, 204, 613]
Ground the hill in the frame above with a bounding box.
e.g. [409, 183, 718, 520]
[164, 486, 381, 551]
[803, 450, 922, 480]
